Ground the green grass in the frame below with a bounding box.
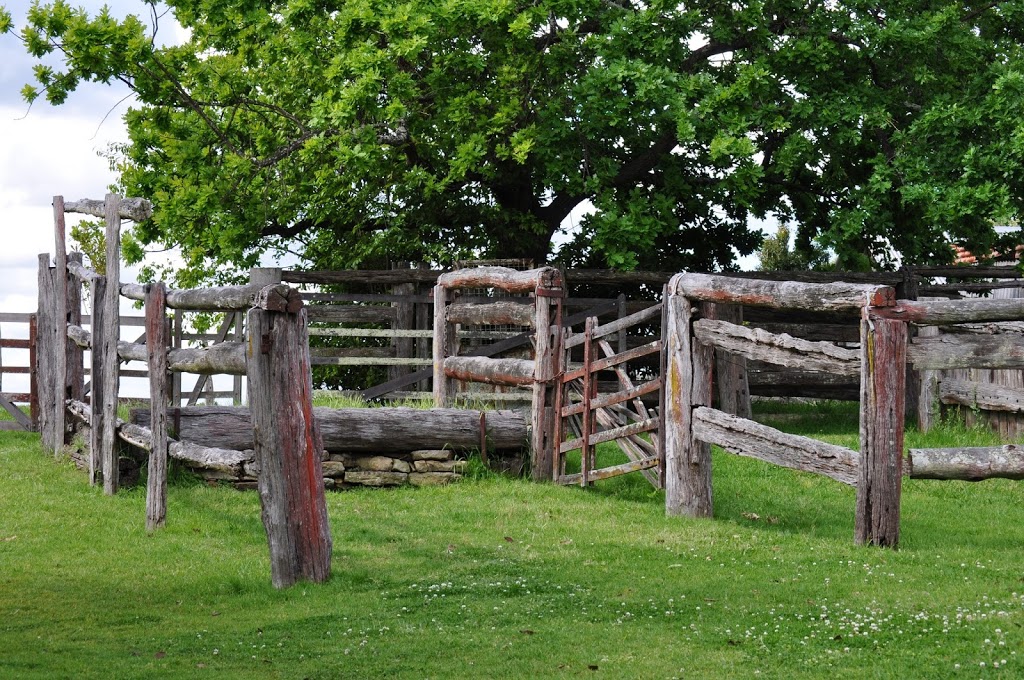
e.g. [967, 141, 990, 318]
[3, 404, 1024, 678]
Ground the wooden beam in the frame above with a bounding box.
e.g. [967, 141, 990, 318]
[693, 318, 860, 375]
[448, 301, 536, 328]
[939, 378, 1024, 413]
[64, 196, 152, 221]
[670, 273, 896, 312]
[908, 334, 1024, 370]
[907, 445, 1024, 481]
[444, 356, 536, 387]
[437, 266, 562, 294]
[872, 298, 1024, 325]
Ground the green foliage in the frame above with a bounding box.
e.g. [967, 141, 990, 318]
[3, 1, 1024, 285]
[68, 219, 105, 274]
[757, 224, 834, 272]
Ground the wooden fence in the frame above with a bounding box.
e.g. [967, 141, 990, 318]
[664, 273, 1024, 548]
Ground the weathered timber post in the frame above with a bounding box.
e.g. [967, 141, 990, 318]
[432, 284, 456, 406]
[391, 264, 416, 383]
[663, 280, 713, 517]
[52, 196, 68, 453]
[36, 254, 57, 451]
[29, 314, 39, 431]
[915, 323, 940, 432]
[97, 194, 123, 494]
[245, 284, 332, 588]
[145, 283, 169, 531]
[707, 303, 751, 419]
[66, 253, 85, 409]
[531, 274, 563, 481]
[856, 314, 907, 547]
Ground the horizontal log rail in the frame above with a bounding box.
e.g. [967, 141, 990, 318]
[871, 298, 1024, 325]
[314, 357, 432, 367]
[559, 417, 659, 454]
[0, 338, 31, 349]
[939, 378, 1024, 413]
[561, 379, 662, 418]
[67, 399, 255, 477]
[66, 260, 102, 282]
[121, 282, 302, 313]
[447, 301, 536, 328]
[693, 319, 860, 375]
[563, 303, 663, 349]
[64, 197, 152, 221]
[907, 445, 1024, 481]
[437, 266, 562, 294]
[443, 356, 536, 387]
[670, 272, 895, 312]
[908, 334, 1024, 370]
[562, 340, 662, 382]
[693, 407, 859, 485]
[557, 456, 659, 485]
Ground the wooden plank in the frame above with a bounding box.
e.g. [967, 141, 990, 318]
[310, 327, 434, 339]
[856, 317, 906, 548]
[448, 301, 536, 328]
[706, 304, 751, 418]
[312, 357, 432, 367]
[559, 417, 659, 453]
[307, 306, 396, 323]
[663, 287, 713, 517]
[872, 297, 1024, 325]
[36, 255, 57, 453]
[66, 253, 85, 413]
[246, 300, 332, 588]
[285, 269, 441, 285]
[145, 283, 169, 531]
[693, 407, 858, 485]
[53, 196, 67, 452]
[561, 379, 661, 417]
[557, 456, 659, 485]
[579, 318, 595, 486]
[390, 280, 416, 383]
[0, 395, 32, 429]
[311, 347, 395, 358]
[562, 340, 663, 381]
[939, 378, 1024, 413]
[444, 356, 536, 386]
[693, 319, 860, 375]
[0, 367, 32, 375]
[908, 334, 1024, 370]
[437, 266, 561, 294]
[564, 303, 663, 349]
[0, 338, 32, 349]
[29, 313, 38, 431]
[907, 445, 1024, 481]
[99, 194, 122, 495]
[0, 313, 36, 323]
[671, 272, 896, 312]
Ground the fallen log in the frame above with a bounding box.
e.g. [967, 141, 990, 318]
[130, 406, 529, 453]
[907, 446, 1024, 481]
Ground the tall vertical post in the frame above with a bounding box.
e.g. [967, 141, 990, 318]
[29, 314, 39, 431]
[580, 317, 595, 487]
[856, 315, 907, 547]
[708, 303, 751, 419]
[432, 284, 455, 406]
[36, 254, 57, 451]
[246, 285, 332, 588]
[89, 273, 107, 486]
[99, 194, 122, 494]
[663, 282, 713, 518]
[391, 266, 415, 383]
[66, 253, 85, 409]
[530, 280, 561, 481]
[52, 196, 67, 454]
[146, 283, 169, 531]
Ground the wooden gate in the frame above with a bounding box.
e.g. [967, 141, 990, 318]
[553, 302, 665, 487]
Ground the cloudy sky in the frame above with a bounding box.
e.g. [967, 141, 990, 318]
[0, 0, 184, 395]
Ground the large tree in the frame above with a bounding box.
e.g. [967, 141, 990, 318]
[3, 0, 1023, 285]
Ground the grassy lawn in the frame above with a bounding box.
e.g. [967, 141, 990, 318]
[3, 403, 1024, 678]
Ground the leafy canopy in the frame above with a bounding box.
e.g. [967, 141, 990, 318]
[3, 0, 1024, 285]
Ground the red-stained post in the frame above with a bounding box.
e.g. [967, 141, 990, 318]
[856, 315, 907, 547]
[245, 284, 332, 588]
[145, 282, 169, 531]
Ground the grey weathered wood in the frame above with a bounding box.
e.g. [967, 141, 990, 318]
[907, 445, 1024, 481]
[307, 306, 396, 324]
[67, 259, 102, 282]
[750, 322, 861, 343]
[705, 304, 752, 419]
[916, 325, 940, 432]
[64, 196, 153, 221]
[145, 283, 169, 531]
[693, 407, 858, 485]
[66, 253, 85, 411]
[663, 285, 714, 518]
[448, 301, 536, 328]
[671, 273, 896, 312]
[432, 284, 456, 406]
[856, 317, 906, 548]
[562, 340, 663, 381]
[558, 417, 659, 453]
[99, 194, 122, 495]
[246, 303, 332, 588]
[561, 379, 661, 417]
[532, 284, 559, 481]
[939, 378, 1024, 413]
[437, 266, 561, 294]
[36, 255, 57, 452]
[693, 318, 860, 376]
[53, 196, 68, 452]
[908, 334, 1024, 370]
[563, 303, 663, 349]
[444, 356, 536, 387]
[129, 406, 528, 453]
[557, 456, 659, 485]
[390, 279, 416, 382]
[872, 297, 1024, 325]
[117, 341, 247, 374]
